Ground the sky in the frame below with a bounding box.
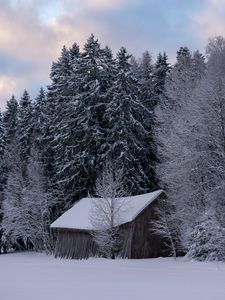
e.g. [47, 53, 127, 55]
[0, 0, 225, 109]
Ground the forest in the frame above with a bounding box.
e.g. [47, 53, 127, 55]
[0, 34, 225, 261]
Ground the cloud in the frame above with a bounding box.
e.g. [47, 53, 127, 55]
[0, 53, 33, 76]
[190, 0, 225, 43]
[192, 12, 225, 39]
[78, 0, 127, 10]
[0, 0, 140, 109]
[0, 2, 63, 63]
[0, 72, 42, 108]
[0, 75, 18, 101]
[0, 3, 55, 107]
[0, 65, 49, 109]
[0, 0, 116, 108]
[206, 0, 225, 5]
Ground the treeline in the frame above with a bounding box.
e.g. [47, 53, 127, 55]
[0, 34, 225, 261]
[0, 34, 169, 253]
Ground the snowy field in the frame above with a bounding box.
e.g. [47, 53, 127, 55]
[1, 252, 225, 300]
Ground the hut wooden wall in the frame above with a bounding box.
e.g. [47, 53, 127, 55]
[129, 197, 166, 258]
[54, 228, 98, 259]
[119, 224, 133, 258]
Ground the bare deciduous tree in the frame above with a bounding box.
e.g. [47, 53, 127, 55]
[90, 162, 127, 259]
[2, 145, 56, 253]
[155, 37, 225, 261]
[150, 199, 178, 257]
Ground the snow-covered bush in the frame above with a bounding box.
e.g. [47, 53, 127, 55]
[186, 210, 225, 261]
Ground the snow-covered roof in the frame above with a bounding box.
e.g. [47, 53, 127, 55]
[51, 190, 163, 230]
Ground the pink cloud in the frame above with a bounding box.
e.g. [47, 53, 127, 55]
[81, 0, 127, 10]
[190, 0, 225, 45]
[194, 13, 225, 38]
[0, 1, 118, 108]
[206, 0, 225, 5]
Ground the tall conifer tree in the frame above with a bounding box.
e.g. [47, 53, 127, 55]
[104, 47, 154, 193]
[18, 90, 33, 165]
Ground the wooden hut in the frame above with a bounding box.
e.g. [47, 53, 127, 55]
[51, 190, 167, 259]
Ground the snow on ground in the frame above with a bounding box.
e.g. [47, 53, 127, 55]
[1, 252, 225, 300]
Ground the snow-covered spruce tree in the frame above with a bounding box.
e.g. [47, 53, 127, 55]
[18, 90, 34, 170]
[3, 95, 18, 144]
[138, 50, 166, 188]
[100, 45, 117, 97]
[90, 162, 127, 259]
[51, 43, 83, 204]
[104, 47, 154, 194]
[33, 87, 46, 145]
[33, 91, 68, 224]
[154, 46, 206, 254]
[151, 52, 170, 184]
[0, 111, 5, 191]
[0, 111, 5, 201]
[0, 111, 6, 253]
[97, 45, 117, 159]
[43, 45, 72, 188]
[49, 44, 75, 144]
[138, 50, 154, 110]
[65, 34, 106, 197]
[0, 111, 4, 160]
[54, 35, 114, 204]
[3, 94, 19, 188]
[32, 88, 53, 172]
[1, 96, 19, 251]
[41, 43, 84, 212]
[130, 55, 140, 77]
[152, 52, 170, 100]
